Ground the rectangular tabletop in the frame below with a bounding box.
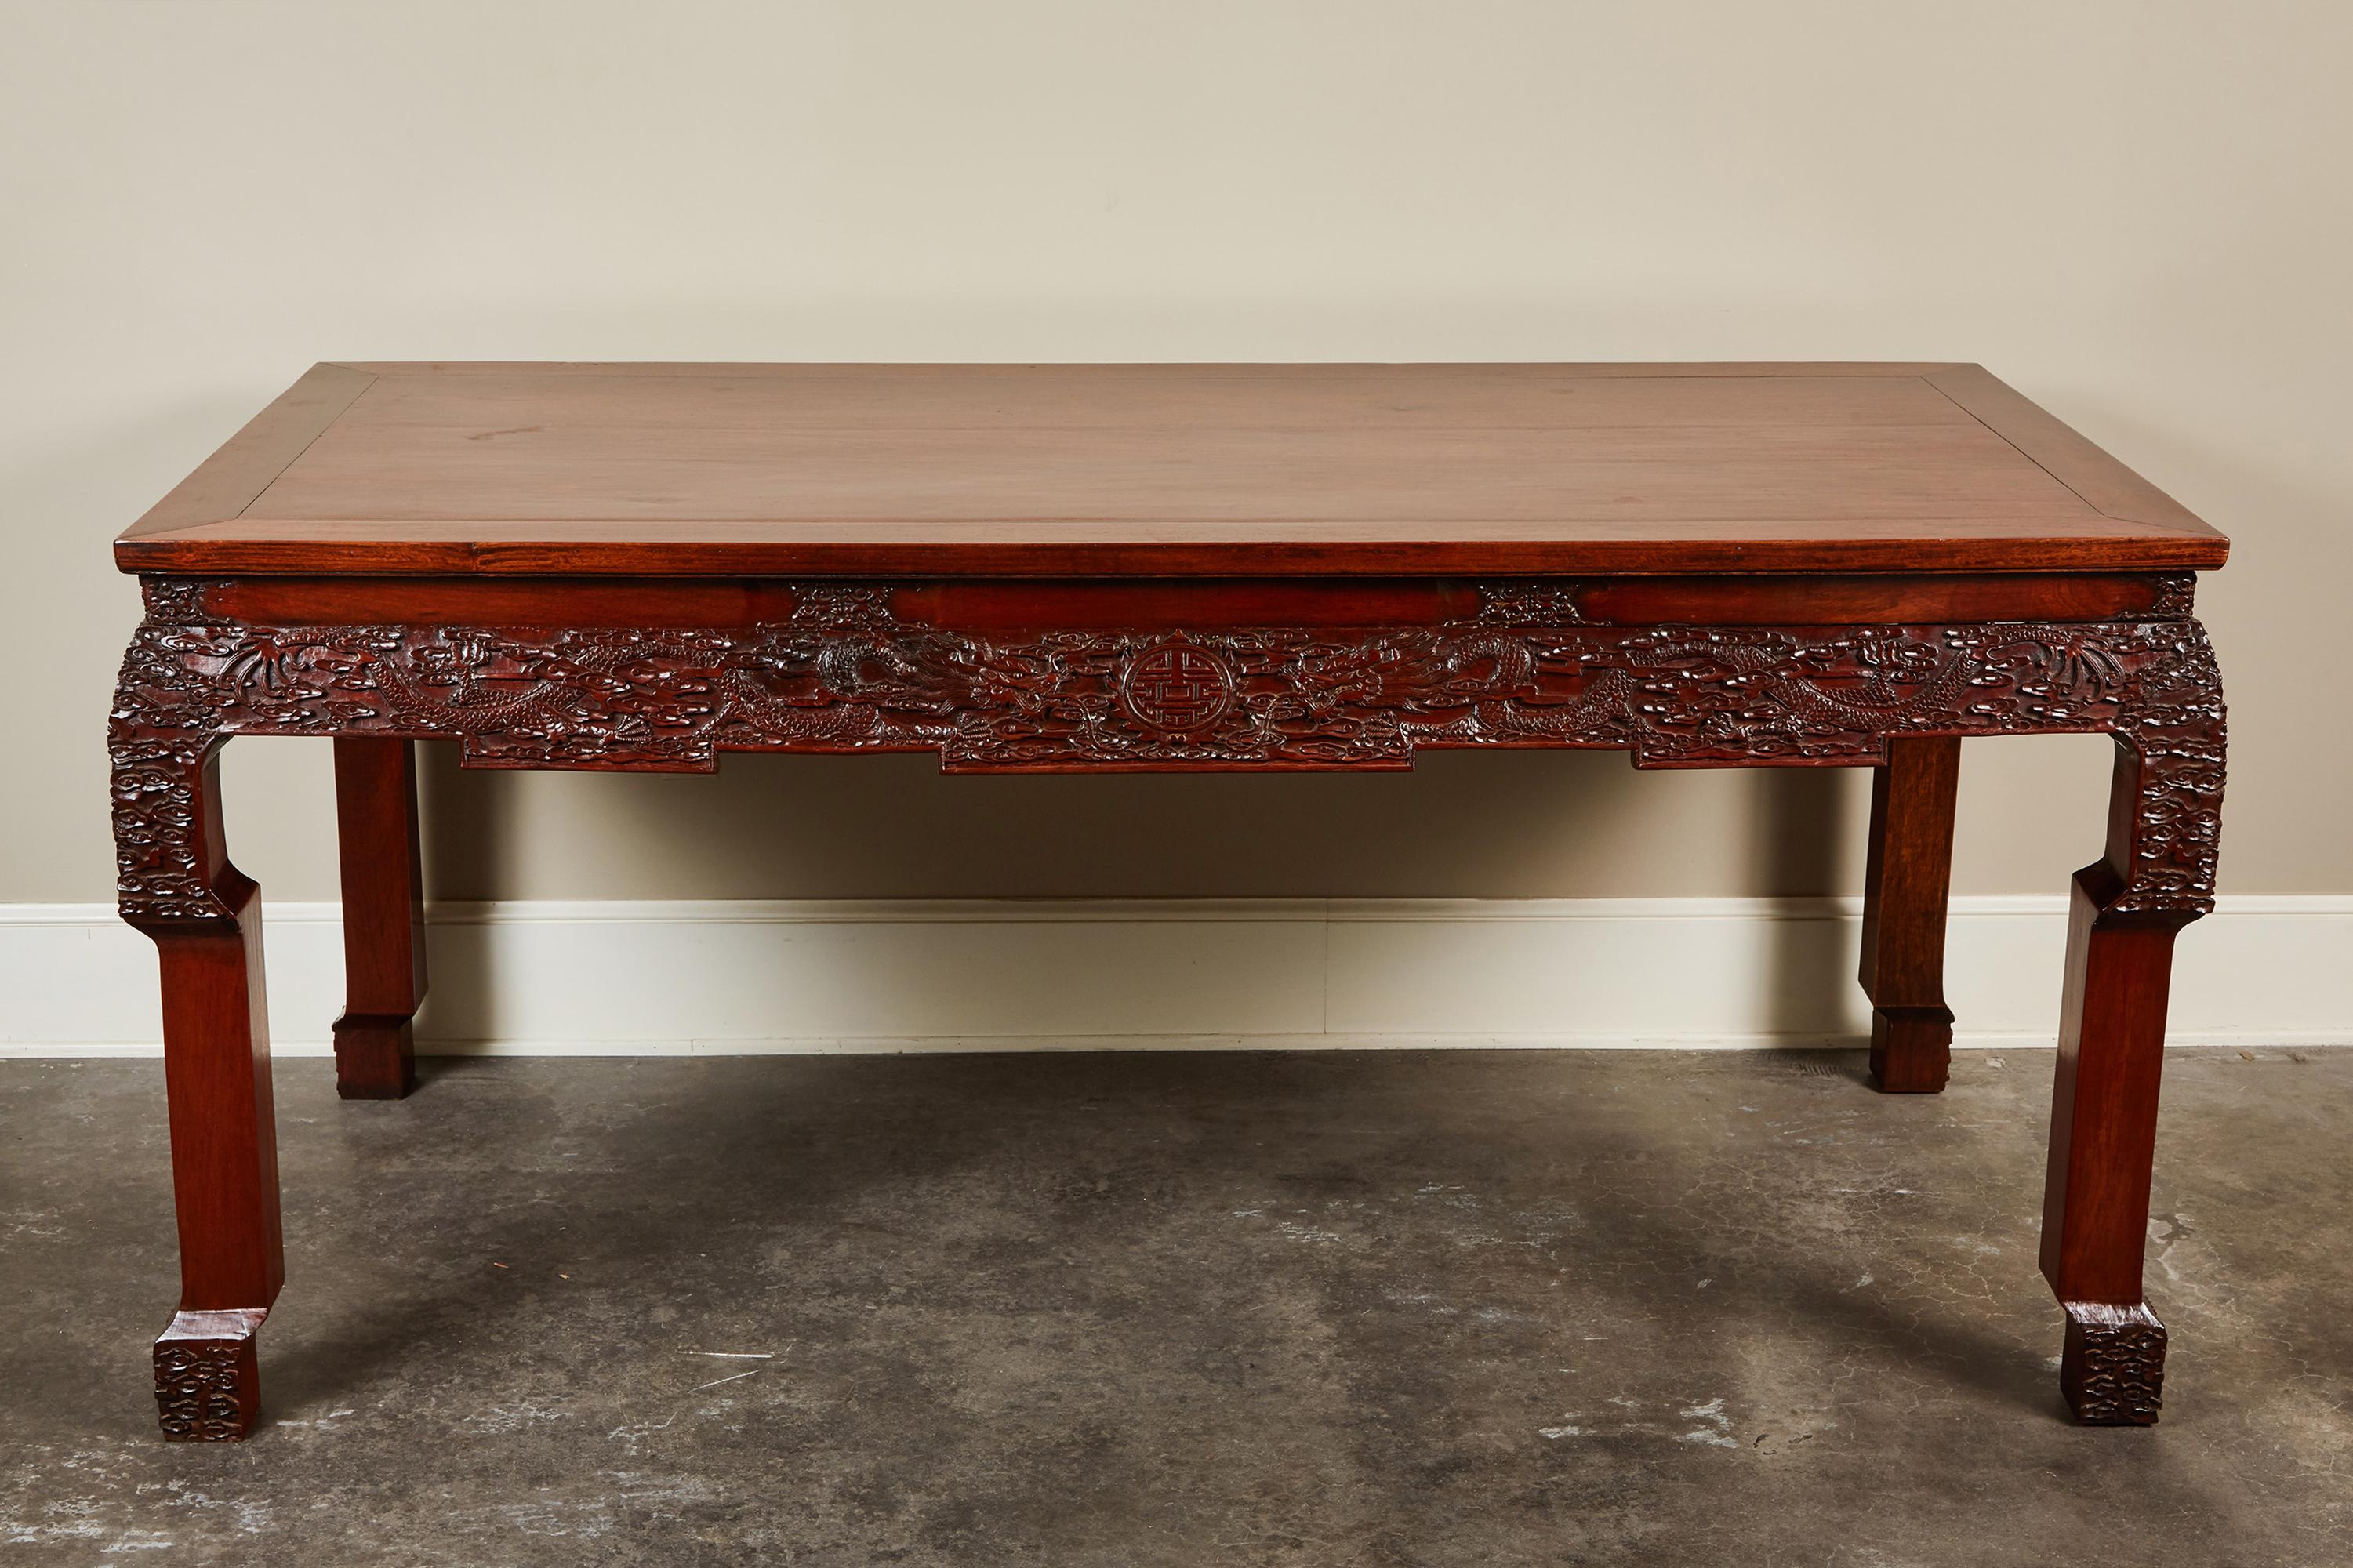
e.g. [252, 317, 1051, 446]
[114, 361, 2228, 578]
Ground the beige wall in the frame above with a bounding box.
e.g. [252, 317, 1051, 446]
[3, 2, 2344, 906]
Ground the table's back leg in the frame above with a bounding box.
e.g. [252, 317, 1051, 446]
[118, 746, 284, 1440]
[331, 738, 428, 1099]
[1857, 735, 1960, 1092]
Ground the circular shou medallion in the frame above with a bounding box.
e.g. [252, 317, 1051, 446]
[1117, 637, 1235, 735]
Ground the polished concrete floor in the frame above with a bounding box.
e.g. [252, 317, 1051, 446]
[1, 1047, 2348, 1566]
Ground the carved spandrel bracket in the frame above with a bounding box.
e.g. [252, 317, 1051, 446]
[110, 581, 2224, 920]
[2103, 619, 2225, 915]
[111, 622, 236, 924]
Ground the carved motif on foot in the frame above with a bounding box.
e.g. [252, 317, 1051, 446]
[2060, 1302, 2166, 1425]
[153, 1308, 266, 1441]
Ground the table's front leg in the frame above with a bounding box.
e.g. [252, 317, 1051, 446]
[2039, 630, 2225, 1425]
[332, 738, 428, 1099]
[112, 732, 282, 1440]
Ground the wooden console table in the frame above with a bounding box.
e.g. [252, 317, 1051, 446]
[111, 362, 2228, 1439]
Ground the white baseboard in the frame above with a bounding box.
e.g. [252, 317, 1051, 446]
[4, 896, 2348, 1057]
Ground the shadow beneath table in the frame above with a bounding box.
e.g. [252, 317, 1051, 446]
[260, 1048, 2072, 1436]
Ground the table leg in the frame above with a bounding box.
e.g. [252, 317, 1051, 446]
[331, 738, 428, 1099]
[123, 749, 284, 1441]
[2039, 739, 2205, 1425]
[1857, 735, 1960, 1092]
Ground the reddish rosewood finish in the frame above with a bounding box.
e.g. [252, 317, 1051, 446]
[1859, 736, 1963, 1092]
[113, 362, 2229, 579]
[197, 571, 2171, 633]
[112, 749, 281, 1439]
[104, 362, 2229, 1439]
[2039, 742, 2210, 1425]
[331, 739, 428, 1099]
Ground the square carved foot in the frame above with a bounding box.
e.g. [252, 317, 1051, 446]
[1868, 1005, 1953, 1093]
[154, 1308, 267, 1441]
[332, 1013, 417, 1100]
[2060, 1302, 2166, 1425]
